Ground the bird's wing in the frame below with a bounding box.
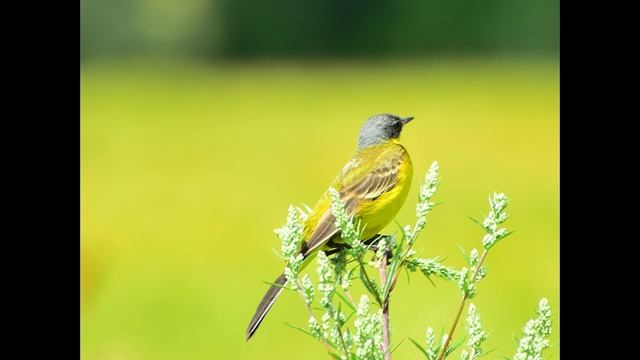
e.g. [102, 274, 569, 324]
[301, 146, 404, 256]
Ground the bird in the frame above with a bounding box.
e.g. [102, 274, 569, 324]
[246, 113, 414, 340]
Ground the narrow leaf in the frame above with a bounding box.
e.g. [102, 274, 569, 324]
[409, 338, 430, 358]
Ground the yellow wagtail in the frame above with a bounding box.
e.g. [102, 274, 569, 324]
[246, 113, 414, 340]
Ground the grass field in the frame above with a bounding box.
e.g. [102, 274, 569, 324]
[81, 58, 558, 360]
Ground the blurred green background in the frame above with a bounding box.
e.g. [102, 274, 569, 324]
[81, 1, 558, 359]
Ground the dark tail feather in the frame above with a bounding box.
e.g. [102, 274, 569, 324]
[245, 273, 287, 341]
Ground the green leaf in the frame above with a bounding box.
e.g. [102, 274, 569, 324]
[335, 302, 346, 328]
[392, 219, 405, 235]
[359, 266, 382, 305]
[457, 244, 470, 265]
[261, 280, 290, 290]
[270, 247, 285, 260]
[383, 256, 401, 299]
[334, 290, 356, 312]
[382, 235, 406, 298]
[469, 217, 486, 231]
[284, 322, 317, 340]
[409, 338, 430, 358]
[425, 274, 436, 287]
[391, 338, 405, 353]
[343, 310, 356, 323]
[448, 336, 466, 352]
[478, 347, 497, 358]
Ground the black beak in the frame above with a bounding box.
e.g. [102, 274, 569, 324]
[401, 116, 414, 125]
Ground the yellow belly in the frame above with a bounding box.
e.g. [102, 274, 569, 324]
[356, 156, 413, 240]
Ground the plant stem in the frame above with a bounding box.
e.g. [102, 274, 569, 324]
[437, 293, 466, 360]
[379, 253, 392, 360]
[335, 317, 349, 355]
[296, 281, 335, 353]
[436, 250, 488, 360]
[384, 229, 421, 298]
[344, 288, 355, 304]
[358, 258, 383, 305]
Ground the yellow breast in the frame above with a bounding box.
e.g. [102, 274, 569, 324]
[356, 144, 413, 240]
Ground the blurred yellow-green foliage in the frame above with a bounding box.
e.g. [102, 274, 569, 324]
[81, 58, 558, 359]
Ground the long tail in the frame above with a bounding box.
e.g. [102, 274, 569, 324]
[245, 273, 287, 340]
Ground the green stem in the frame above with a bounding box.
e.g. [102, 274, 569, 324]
[436, 250, 488, 360]
[357, 258, 383, 305]
[379, 253, 392, 360]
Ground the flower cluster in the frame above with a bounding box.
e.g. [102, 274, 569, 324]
[387, 162, 444, 301]
[353, 295, 384, 360]
[481, 192, 509, 250]
[276, 206, 305, 288]
[303, 251, 385, 359]
[513, 298, 552, 360]
[416, 190, 514, 360]
[329, 188, 366, 257]
[301, 274, 314, 307]
[455, 249, 487, 299]
[405, 256, 458, 281]
[460, 304, 487, 360]
[457, 267, 476, 299]
[418, 327, 451, 360]
[317, 251, 336, 308]
[409, 161, 440, 243]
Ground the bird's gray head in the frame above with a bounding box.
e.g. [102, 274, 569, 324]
[357, 113, 414, 149]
